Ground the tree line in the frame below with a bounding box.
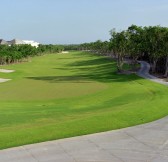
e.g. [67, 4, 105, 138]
[0, 44, 64, 65]
[1, 25, 168, 77]
[65, 25, 168, 77]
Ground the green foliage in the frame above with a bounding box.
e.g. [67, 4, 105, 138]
[0, 44, 64, 65]
[79, 40, 110, 54]
[63, 44, 80, 51]
[73, 25, 168, 76]
[38, 44, 64, 53]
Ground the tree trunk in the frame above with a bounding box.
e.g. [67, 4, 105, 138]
[117, 54, 124, 72]
[131, 57, 138, 71]
[151, 60, 157, 73]
[164, 56, 168, 78]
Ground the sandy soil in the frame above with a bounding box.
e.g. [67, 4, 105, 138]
[0, 78, 11, 83]
[0, 69, 15, 73]
[61, 51, 69, 54]
[0, 69, 14, 83]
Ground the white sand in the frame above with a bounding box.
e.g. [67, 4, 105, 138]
[0, 78, 11, 83]
[62, 51, 69, 54]
[0, 69, 14, 83]
[0, 69, 15, 73]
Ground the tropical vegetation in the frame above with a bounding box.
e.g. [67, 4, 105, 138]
[70, 25, 168, 77]
[0, 44, 64, 65]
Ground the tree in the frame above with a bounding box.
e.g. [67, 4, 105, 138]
[127, 25, 144, 69]
[144, 26, 165, 73]
[110, 29, 129, 72]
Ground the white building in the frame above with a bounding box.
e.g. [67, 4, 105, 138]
[0, 39, 40, 47]
[23, 40, 40, 48]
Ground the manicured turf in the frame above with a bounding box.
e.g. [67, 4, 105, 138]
[0, 51, 168, 149]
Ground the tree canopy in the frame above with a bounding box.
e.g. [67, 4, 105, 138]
[0, 44, 64, 65]
[73, 25, 168, 77]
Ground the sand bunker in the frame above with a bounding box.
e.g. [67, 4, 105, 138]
[62, 51, 69, 54]
[0, 69, 15, 73]
[0, 78, 11, 83]
[0, 69, 14, 83]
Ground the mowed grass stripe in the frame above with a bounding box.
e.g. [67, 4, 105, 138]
[0, 53, 107, 100]
[0, 51, 168, 149]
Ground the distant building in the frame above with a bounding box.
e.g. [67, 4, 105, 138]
[23, 40, 40, 48]
[7, 39, 26, 45]
[0, 39, 8, 45]
[0, 38, 40, 47]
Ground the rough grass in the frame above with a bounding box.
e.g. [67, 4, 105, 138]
[0, 51, 168, 150]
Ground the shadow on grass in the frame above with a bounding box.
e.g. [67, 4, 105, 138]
[26, 74, 136, 83]
[69, 57, 111, 66]
[26, 54, 141, 83]
[27, 75, 92, 83]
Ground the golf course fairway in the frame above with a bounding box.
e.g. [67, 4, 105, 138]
[0, 51, 168, 150]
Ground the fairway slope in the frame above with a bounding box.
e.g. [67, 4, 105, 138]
[0, 51, 168, 149]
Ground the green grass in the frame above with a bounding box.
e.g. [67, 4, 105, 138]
[0, 51, 168, 150]
[123, 62, 140, 71]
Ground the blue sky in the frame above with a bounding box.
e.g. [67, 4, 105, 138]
[0, 0, 168, 44]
